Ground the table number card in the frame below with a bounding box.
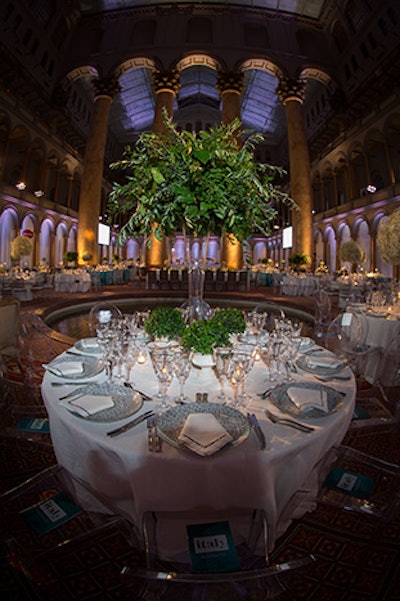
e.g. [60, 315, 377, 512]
[324, 466, 375, 499]
[20, 491, 82, 535]
[187, 520, 240, 573]
[17, 417, 50, 433]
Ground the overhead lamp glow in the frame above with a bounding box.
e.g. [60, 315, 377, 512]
[16, 181, 26, 190]
[34, 190, 44, 197]
[366, 185, 376, 193]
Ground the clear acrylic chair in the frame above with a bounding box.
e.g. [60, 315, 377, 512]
[0, 465, 141, 598]
[323, 310, 381, 379]
[308, 445, 400, 520]
[121, 506, 315, 600]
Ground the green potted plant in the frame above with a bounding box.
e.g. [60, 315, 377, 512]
[144, 306, 186, 341]
[181, 318, 230, 356]
[212, 308, 246, 335]
[11, 236, 33, 263]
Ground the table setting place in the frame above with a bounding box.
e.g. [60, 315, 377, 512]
[42, 308, 353, 458]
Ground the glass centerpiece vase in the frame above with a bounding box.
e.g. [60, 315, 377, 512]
[181, 231, 212, 323]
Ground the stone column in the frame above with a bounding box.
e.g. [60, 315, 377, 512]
[216, 71, 244, 269]
[152, 69, 180, 133]
[77, 76, 120, 265]
[216, 71, 244, 128]
[277, 78, 313, 259]
[146, 70, 181, 267]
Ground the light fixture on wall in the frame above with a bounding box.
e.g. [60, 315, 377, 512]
[34, 190, 44, 197]
[360, 185, 377, 196]
[15, 181, 26, 190]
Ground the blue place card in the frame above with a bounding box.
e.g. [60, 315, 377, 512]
[352, 406, 371, 420]
[324, 466, 375, 499]
[187, 520, 240, 573]
[20, 491, 82, 535]
[17, 417, 50, 433]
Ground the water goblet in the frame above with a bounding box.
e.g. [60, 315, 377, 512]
[149, 348, 176, 410]
[212, 347, 234, 402]
[173, 349, 193, 404]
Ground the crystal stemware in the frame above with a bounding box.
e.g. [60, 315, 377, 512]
[212, 347, 234, 402]
[149, 348, 176, 410]
[173, 349, 193, 404]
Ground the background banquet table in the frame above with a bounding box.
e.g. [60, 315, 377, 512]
[41, 346, 356, 551]
[54, 271, 91, 293]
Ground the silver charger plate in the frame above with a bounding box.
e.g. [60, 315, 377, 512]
[157, 402, 250, 454]
[297, 354, 347, 376]
[74, 337, 102, 355]
[269, 381, 344, 419]
[65, 383, 143, 422]
[47, 355, 104, 379]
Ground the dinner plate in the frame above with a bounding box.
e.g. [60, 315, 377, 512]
[297, 354, 347, 376]
[157, 402, 250, 454]
[47, 356, 104, 379]
[63, 383, 143, 422]
[268, 381, 344, 418]
[298, 337, 314, 352]
[74, 337, 102, 355]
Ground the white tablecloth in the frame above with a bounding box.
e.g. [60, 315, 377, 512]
[41, 345, 355, 550]
[55, 272, 91, 293]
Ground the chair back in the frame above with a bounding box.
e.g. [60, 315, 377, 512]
[0, 297, 20, 360]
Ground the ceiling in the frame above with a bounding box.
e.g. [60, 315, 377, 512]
[73, 1, 328, 156]
[77, 0, 327, 20]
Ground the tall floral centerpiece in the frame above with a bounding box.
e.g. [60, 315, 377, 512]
[376, 210, 400, 266]
[11, 235, 33, 265]
[108, 115, 296, 319]
[339, 240, 365, 273]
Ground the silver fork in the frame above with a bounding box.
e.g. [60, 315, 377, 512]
[265, 409, 314, 433]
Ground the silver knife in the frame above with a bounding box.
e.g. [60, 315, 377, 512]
[247, 413, 267, 450]
[106, 410, 154, 437]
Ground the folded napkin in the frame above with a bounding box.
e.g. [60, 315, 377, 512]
[178, 413, 233, 456]
[79, 338, 99, 349]
[44, 361, 84, 377]
[62, 394, 114, 417]
[306, 355, 343, 370]
[287, 386, 329, 413]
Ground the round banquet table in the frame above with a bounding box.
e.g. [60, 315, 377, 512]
[41, 344, 356, 551]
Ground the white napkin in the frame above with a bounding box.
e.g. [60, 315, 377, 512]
[44, 361, 84, 377]
[306, 355, 343, 370]
[287, 386, 329, 413]
[79, 338, 99, 349]
[62, 394, 114, 417]
[178, 413, 233, 456]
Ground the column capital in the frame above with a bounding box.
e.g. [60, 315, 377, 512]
[92, 76, 121, 100]
[276, 77, 306, 105]
[152, 69, 181, 94]
[216, 71, 244, 95]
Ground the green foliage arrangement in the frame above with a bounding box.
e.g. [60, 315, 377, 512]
[288, 252, 310, 272]
[108, 114, 296, 244]
[144, 306, 186, 341]
[82, 251, 93, 262]
[64, 251, 79, 264]
[181, 318, 231, 355]
[376, 210, 400, 264]
[212, 308, 246, 335]
[181, 308, 246, 354]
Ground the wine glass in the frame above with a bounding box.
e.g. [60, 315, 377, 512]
[149, 348, 176, 410]
[213, 347, 234, 402]
[173, 349, 193, 404]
